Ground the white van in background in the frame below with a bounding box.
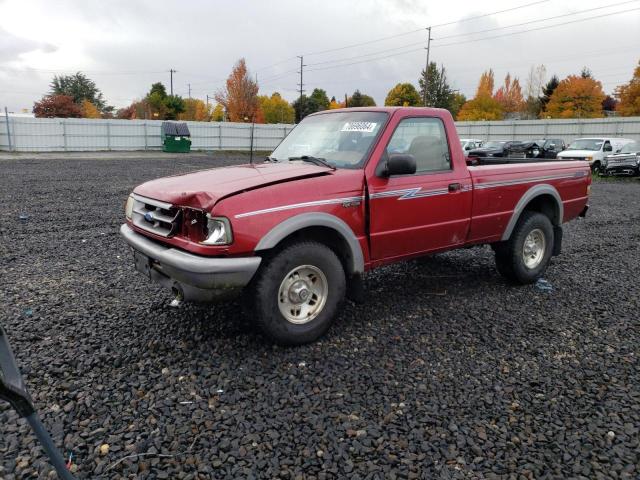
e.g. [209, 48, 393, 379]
[557, 137, 635, 174]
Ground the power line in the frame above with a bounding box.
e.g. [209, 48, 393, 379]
[433, 7, 640, 48]
[302, 0, 550, 57]
[435, 0, 640, 40]
[304, 1, 639, 72]
[306, 6, 640, 73]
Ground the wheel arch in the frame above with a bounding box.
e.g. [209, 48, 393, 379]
[501, 184, 563, 241]
[255, 213, 365, 275]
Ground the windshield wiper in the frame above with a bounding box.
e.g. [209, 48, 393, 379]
[288, 155, 336, 170]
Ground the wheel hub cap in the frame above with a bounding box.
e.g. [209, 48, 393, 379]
[278, 265, 328, 325]
[522, 228, 546, 269]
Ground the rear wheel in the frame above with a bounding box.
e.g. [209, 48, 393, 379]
[591, 161, 602, 175]
[252, 241, 346, 345]
[495, 211, 554, 284]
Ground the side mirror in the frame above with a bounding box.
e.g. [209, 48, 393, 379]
[380, 153, 416, 177]
[603, 144, 613, 152]
[0, 326, 35, 417]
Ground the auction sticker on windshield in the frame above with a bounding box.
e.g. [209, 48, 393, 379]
[341, 122, 377, 133]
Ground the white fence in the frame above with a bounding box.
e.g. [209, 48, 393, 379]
[456, 117, 640, 143]
[0, 117, 294, 152]
[1, 115, 639, 152]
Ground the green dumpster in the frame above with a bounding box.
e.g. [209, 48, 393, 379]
[161, 122, 192, 153]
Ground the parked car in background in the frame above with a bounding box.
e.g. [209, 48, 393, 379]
[603, 141, 640, 176]
[460, 138, 484, 156]
[468, 140, 521, 158]
[506, 138, 566, 159]
[557, 137, 635, 174]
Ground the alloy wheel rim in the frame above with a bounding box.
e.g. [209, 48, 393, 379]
[522, 228, 546, 269]
[278, 265, 328, 324]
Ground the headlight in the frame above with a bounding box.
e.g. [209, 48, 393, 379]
[201, 216, 233, 245]
[586, 156, 593, 162]
[125, 195, 134, 219]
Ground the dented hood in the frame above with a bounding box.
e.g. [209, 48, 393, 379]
[133, 162, 332, 210]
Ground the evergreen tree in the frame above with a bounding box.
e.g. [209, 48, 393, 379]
[419, 62, 455, 109]
[539, 75, 560, 113]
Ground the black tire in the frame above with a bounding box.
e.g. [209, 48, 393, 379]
[251, 241, 346, 345]
[494, 211, 554, 284]
[591, 161, 601, 175]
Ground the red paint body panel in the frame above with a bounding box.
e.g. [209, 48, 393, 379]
[127, 107, 591, 271]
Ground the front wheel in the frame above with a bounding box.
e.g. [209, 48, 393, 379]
[252, 241, 346, 345]
[495, 211, 554, 284]
[591, 161, 602, 175]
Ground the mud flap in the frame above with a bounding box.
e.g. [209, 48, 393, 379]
[552, 226, 563, 256]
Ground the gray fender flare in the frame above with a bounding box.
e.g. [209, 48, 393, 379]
[501, 183, 563, 241]
[255, 212, 365, 274]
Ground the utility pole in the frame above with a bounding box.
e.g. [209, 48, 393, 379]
[169, 69, 176, 96]
[188, 83, 191, 99]
[206, 95, 210, 109]
[423, 27, 432, 107]
[297, 56, 305, 104]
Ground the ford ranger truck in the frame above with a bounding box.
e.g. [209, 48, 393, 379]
[121, 107, 590, 345]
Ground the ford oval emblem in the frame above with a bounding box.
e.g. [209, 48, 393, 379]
[144, 212, 154, 222]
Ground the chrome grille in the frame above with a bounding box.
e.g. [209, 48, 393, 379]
[131, 194, 181, 237]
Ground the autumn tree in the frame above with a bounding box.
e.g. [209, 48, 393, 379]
[347, 90, 376, 107]
[457, 70, 503, 121]
[211, 104, 225, 121]
[615, 60, 640, 116]
[543, 75, 605, 118]
[494, 73, 525, 114]
[215, 58, 259, 122]
[116, 104, 136, 119]
[81, 99, 101, 118]
[476, 69, 495, 97]
[179, 98, 211, 121]
[385, 82, 421, 106]
[50, 72, 108, 112]
[33, 95, 83, 118]
[328, 96, 342, 109]
[258, 92, 295, 123]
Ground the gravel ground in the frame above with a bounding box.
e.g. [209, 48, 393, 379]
[1, 153, 638, 479]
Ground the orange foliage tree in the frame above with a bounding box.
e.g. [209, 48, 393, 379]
[33, 95, 83, 118]
[615, 60, 640, 116]
[544, 75, 605, 118]
[215, 58, 259, 122]
[457, 69, 504, 121]
[494, 73, 524, 113]
[179, 98, 211, 121]
[81, 99, 101, 118]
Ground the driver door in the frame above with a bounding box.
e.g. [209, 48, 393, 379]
[367, 116, 472, 261]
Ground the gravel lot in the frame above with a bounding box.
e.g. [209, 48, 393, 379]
[1, 152, 639, 479]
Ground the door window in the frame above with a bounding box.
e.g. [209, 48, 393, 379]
[385, 118, 451, 173]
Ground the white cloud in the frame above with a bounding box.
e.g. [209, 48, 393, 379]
[0, 0, 638, 112]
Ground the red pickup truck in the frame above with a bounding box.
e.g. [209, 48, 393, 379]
[121, 107, 590, 344]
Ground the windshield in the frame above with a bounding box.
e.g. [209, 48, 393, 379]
[483, 141, 506, 149]
[567, 139, 603, 151]
[619, 141, 639, 153]
[270, 111, 388, 169]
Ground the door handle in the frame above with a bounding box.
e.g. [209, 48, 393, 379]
[448, 182, 462, 192]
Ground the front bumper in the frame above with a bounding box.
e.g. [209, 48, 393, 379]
[120, 224, 261, 302]
[605, 165, 639, 176]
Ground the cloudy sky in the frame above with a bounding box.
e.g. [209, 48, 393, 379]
[0, 0, 638, 112]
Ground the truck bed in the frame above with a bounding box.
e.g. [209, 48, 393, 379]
[467, 157, 582, 166]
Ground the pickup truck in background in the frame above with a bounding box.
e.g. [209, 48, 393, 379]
[557, 137, 636, 174]
[121, 107, 590, 345]
[505, 138, 566, 159]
